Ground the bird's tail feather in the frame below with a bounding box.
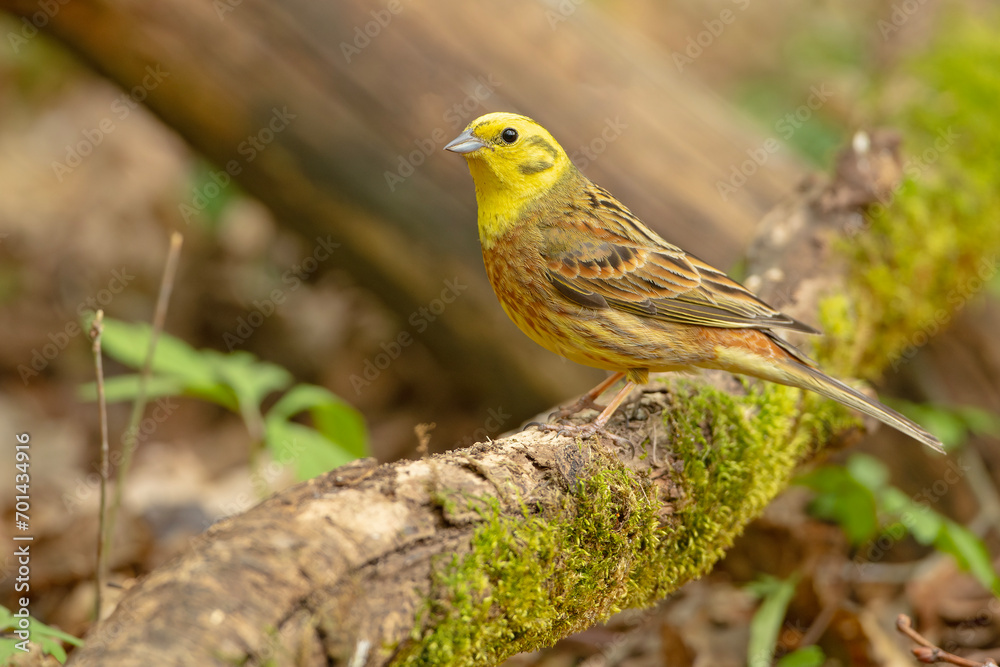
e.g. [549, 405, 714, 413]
[712, 344, 945, 453]
[789, 362, 944, 453]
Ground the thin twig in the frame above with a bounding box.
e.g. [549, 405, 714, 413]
[105, 232, 183, 560]
[896, 614, 998, 666]
[799, 599, 838, 648]
[89, 310, 108, 620]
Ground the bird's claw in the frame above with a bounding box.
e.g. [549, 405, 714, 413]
[548, 396, 607, 422]
[525, 417, 634, 454]
[522, 421, 549, 432]
[523, 421, 573, 436]
[528, 420, 632, 447]
[524, 421, 589, 437]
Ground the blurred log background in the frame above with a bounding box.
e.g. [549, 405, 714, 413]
[0, 0, 806, 423]
[2, 0, 999, 664]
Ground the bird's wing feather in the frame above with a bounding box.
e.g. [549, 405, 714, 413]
[540, 185, 818, 334]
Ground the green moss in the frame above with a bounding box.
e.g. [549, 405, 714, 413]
[398, 459, 660, 666]
[829, 14, 1000, 382]
[812, 292, 861, 378]
[398, 380, 835, 666]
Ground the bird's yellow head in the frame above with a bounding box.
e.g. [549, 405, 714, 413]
[445, 112, 573, 245]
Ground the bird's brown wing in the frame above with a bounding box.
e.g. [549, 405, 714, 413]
[540, 185, 818, 334]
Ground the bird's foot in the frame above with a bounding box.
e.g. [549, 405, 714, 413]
[524, 420, 633, 449]
[548, 395, 606, 422]
[527, 420, 599, 438]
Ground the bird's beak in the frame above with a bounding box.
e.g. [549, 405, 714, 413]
[444, 129, 488, 154]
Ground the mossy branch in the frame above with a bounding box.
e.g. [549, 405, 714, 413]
[70, 374, 821, 667]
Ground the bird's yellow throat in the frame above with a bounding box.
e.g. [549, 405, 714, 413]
[465, 146, 572, 247]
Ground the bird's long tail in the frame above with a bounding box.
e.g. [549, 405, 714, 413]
[712, 338, 945, 453]
[782, 361, 944, 453]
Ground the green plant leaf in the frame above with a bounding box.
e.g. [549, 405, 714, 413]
[311, 399, 368, 458]
[267, 383, 340, 422]
[877, 487, 942, 545]
[955, 406, 1000, 437]
[845, 453, 889, 492]
[79, 375, 187, 403]
[87, 316, 366, 481]
[86, 318, 240, 409]
[776, 645, 825, 667]
[205, 350, 292, 414]
[268, 384, 369, 459]
[876, 486, 910, 515]
[796, 466, 879, 545]
[746, 573, 800, 667]
[0, 606, 83, 664]
[889, 401, 1000, 450]
[98, 319, 217, 386]
[935, 520, 1000, 597]
[79, 374, 237, 410]
[265, 419, 358, 480]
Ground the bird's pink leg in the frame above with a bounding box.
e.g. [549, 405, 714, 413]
[589, 380, 638, 431]
[530, 378, 638, 445]
[549, 371, 626, 421]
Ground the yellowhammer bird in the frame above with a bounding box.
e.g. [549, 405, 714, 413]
[444, 112, 944, 453]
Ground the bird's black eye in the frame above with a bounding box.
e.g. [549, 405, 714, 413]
[500, 128, 519, 144]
